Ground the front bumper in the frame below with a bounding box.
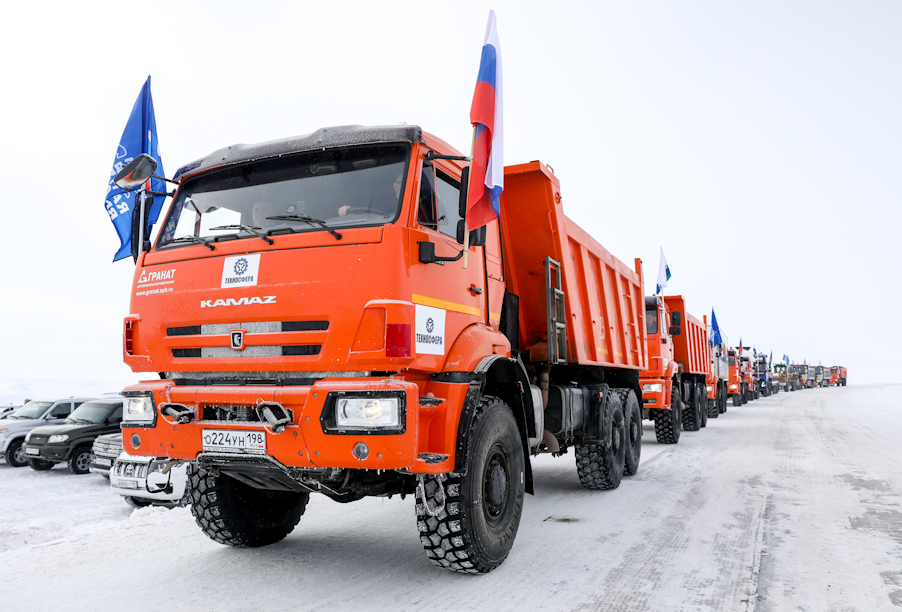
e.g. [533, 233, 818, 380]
[640, 378, 667, 409]
[110, 453, 188, 502]
[23, 444, 67, 462]
[90, 453, 118, 475]
[121, 377, 465, 475]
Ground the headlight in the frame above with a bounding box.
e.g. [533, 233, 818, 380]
[49, 434, 69, 443]
[729, 384, 737, 390]
[336, 397, 400, 428]
[642, 383, 663, 393]
[705, 386, 712, 392]
[123, 394, 155, 424]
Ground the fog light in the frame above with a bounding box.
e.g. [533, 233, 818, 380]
[353, 442, 369, 461]
[130, 433, 142, 449]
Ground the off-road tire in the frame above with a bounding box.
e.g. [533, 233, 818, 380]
[189, 465, 309, 547]
[5, 438, 28, 467]
[28, 458, 55, 471]
[654, 387, 681, 444]
[576, 391, 626, 489]
[720, 388, 728, 413]
[732, 394, 741, 407]
[68, 446, 93, 475]
[707, 398, 719, 418]
[416, 396, 525, 574]
[682, 384, 701, 432]
[124, 496, 154, 508]
[616, 388, 642, 476]
[698, 385, 708, 428]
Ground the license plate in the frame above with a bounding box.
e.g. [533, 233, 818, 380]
[95, 458, 112, 467]
[115, 479, 138, 489]
[26, 447, 39, 455]
[202, 429, 266, 454]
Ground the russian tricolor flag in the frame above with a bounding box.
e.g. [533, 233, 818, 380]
[466, 10, 504, 231]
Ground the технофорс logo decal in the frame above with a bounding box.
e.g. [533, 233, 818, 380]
[233, 258, 249, 276]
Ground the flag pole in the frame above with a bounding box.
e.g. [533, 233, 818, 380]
[462, 125, 477, 270]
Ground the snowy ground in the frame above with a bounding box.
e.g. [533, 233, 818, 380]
[1, 385, 900, 611]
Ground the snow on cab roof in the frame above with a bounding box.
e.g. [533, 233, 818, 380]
[173, 124, 424, 181]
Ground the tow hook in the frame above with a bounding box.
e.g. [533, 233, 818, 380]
[416, 473, 447, 517]
[161, 403, 194, 424]
[256, 402, 293, 434]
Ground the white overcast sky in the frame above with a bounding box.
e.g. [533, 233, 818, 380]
[1, 0, 898, 402]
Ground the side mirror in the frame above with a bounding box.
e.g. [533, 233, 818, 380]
[671, 311, 682, 326]
[669, 326, 681, 336]
[455, 166, 487, 247]
[418, 241, 463, 265]
[114, 153, 158, 191]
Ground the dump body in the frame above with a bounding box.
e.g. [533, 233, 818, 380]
[500, 162, 646, 372]
[663, 296, 709, 375]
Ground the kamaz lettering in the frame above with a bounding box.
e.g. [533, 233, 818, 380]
[200, 296, 277, 308]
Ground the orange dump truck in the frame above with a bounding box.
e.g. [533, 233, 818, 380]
[641, 295, 710, 443]
[727, 349, 745, 406]
[117, 125, 647, 574]
[832, 366, 848, 386]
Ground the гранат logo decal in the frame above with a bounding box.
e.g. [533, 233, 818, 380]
[221, 254, 261, 289]
[426, 318, 435, 333]
[233, 258, 249, 276]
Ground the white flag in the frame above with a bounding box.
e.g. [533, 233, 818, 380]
[656, 247, 671, 295]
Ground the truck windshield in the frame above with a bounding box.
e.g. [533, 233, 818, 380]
[158, 144, 409, 248]
[645, 306, 659, 335]
[10, 401, 52, 419]
[774, 365, 786, 374]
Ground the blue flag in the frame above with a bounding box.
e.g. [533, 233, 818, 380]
[105, 76, 166, 262]
[710, 309, 723, 346]
[783, 354, 789, 363]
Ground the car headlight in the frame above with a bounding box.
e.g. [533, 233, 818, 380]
[642, 383, 663, 393]
[123, 392, 156, 424]
[336, 397, 399, 428]
[49, 434, 69, 443]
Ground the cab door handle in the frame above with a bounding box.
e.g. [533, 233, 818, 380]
[468, 285, 483, 295]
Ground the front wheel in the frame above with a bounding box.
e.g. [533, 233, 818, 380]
[68, 446, 93, 474]
[190, 466, 310, 547]
[416, 396, 525, 574]
[654, 387, 682, 444]
[5, 438, 28, 467]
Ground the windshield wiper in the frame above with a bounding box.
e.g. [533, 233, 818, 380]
[168, 235, 216, 251]
[267, 215, 342, 240]
[209, 224, 275, 245]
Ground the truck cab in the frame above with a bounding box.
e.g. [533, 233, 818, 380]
[796, 364, 810, 388]
[727, 349, 745, 405]
[755, 356, 773, 396]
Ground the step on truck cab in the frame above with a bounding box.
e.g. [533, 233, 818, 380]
[118, 125, 647, 574]
[706, 330, 730, 418]
[641, 295, 710, 443]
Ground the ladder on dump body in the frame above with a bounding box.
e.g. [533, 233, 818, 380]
[545, 256, 567, 364]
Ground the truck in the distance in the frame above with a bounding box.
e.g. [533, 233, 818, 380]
[116, 124, 648, 574]
[831, 366, 848, 386]
[756, 355, 775, 396]
[641, 295, 710, 443]
[706, 331, 729, 418]
[773, 362, 799, 391]
[727, 349, 745, 406]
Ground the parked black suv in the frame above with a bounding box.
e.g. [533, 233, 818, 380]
[24, 398, 124, 474]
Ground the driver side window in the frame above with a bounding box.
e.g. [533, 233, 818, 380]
[50, 403, 71, 418]
[417, 162, 438, 231]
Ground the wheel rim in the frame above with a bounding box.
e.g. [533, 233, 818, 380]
[483, 448, 510, 521]
[629, 418, 639, 447]
[14, 444, 26, 464]
[612, 417, 624, 452]
[76, 452, 91, 472]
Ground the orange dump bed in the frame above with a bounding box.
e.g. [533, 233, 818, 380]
[663, 296, 710, 376]
[499, 161, 647, 371]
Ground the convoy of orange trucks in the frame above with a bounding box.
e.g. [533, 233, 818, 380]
[111, 122, 847, 574]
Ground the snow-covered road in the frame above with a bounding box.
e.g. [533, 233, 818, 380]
[2, 385, 900, 611]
